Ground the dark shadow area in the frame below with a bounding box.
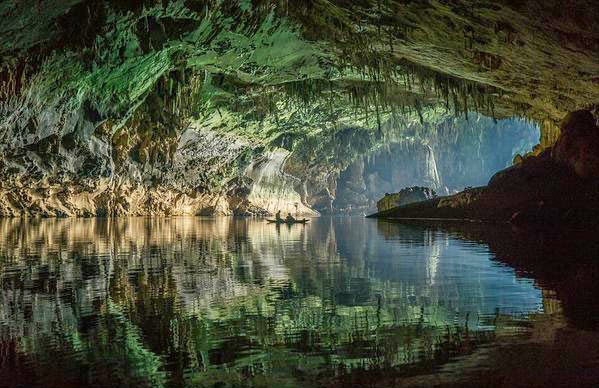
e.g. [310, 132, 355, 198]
[328, 219, 599, 388]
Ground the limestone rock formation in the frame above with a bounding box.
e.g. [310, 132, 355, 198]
[244, 149, 318, 216]
[0, 111, 260, 216]
[332, 115, 538, 213]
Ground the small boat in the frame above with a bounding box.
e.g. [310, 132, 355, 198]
[266, 218, 309, 224]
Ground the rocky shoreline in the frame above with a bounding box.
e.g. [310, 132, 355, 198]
[370, 110, 599, 228]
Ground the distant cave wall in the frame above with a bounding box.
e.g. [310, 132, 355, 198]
[282, 122, 404, 214]
[433, 116, 540, 190]
[333, 141, 442, 212]
[332, 116, 539, 213]
[244, 149, 319, 216]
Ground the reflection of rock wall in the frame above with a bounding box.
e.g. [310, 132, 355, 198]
[0, 217, 542, 323]
[0, 217, 550, 387]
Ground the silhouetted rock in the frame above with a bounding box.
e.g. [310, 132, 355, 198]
[553, 110, 599, 179]
[377, 187, 437, 212]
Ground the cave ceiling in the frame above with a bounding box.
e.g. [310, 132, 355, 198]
[1, 0, 597, 144]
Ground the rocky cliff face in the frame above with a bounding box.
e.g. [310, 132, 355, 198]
[0, 103, 260, 216]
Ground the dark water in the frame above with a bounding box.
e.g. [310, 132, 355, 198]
[0, 217, 598, 388]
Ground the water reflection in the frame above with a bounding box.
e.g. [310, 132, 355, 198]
[0, 217, 570, 387]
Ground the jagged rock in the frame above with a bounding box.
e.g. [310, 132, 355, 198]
[0, 107, 296, 217]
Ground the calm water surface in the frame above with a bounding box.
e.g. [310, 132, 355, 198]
[0, 217, 597, 387]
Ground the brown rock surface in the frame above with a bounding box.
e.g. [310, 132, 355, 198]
[552, 110, 599, 179]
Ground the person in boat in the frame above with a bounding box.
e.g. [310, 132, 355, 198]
[275, 210, 282, 222]
[286, 212, 296, 223]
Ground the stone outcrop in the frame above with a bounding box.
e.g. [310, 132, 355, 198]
[0, 91, 324, 217]
[377, 187, 437, 213]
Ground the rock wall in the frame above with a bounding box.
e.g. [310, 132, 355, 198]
[552, 110, 599, 179]
[2, 1, 596, 218]
[373, 110, 599, 228]
[334, 141, 443, 213]
[245, 149, 319, 217]
[0, 97, 268, 217]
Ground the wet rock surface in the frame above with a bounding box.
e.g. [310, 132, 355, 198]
[244, 149, 318, 216]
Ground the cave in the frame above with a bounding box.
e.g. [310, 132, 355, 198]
[330, 116, 539, 214]
[0, 1, 598, 387]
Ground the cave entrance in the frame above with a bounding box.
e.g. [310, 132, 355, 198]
[330, 115, 540, 214]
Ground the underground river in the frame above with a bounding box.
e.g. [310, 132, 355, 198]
[0, 217, 597, 388]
